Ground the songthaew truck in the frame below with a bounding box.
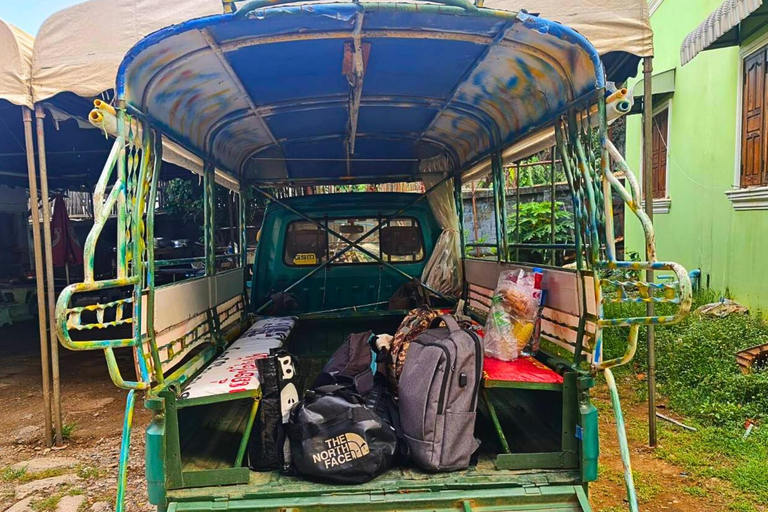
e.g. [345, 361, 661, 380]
[55, 1, 690, 511]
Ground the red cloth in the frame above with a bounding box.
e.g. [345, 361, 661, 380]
[51, 195, 83, 267]
[483, 356, 563, 384]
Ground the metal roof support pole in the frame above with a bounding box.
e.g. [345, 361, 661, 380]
[204, 162, 216, 276]
[642, 56, 657, 448]
[491, 151, 508, 261]
[453, 173, 467, 300]
[239, 190, 247, 309]
[550, 146, 556, 266]
[35, 104, 64, 446]
[515, 162, 521, 261]
[23, 106, 53, 448]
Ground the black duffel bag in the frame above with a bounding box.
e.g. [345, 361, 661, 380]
[286, 385, 397, 484]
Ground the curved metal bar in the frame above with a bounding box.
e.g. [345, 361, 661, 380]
[603, 368, 640, 512]
[115, 390, 137, 512]
[241, 132, 460, 175]
[596, 261, 693, 327]
[205, 95, 500, 172]
[55, 276, 141, 351]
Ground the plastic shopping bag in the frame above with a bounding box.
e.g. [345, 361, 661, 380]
[484, 270, 542, 361]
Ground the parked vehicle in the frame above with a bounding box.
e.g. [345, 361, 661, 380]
[55, 1, 691, 511]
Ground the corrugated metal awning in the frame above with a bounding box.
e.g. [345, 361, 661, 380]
[681, 0, 763, 66]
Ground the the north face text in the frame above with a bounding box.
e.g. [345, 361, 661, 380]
[311, 433, 370, 469]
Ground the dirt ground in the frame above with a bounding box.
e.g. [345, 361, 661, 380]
[0, 319, 754, 511]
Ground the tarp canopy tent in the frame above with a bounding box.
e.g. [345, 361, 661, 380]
[0, 0, 224, 189]
[485, 0, 653, 81]
[0, 20, 34, 186]
[31, 0, 222, 103]
[0, 20, 32, 108]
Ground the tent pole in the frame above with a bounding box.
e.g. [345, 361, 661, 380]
[642, 56, 657, 448]
[35, 104, 64, 446]
[23, 106, 53, 448]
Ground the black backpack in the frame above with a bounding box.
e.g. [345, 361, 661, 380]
[286, 385, 397, 484]
[313, 331, 410, 461]
[313, 331, 384, 395]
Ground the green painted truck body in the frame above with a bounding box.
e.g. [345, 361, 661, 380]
[251, 193, 442, 313]
[139, 193, 598, 512]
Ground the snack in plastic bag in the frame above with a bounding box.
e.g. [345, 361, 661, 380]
[484, 270, 542, 361]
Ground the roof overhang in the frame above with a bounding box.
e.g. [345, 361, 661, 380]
[117, 1, 605, 186]
[632, 68, 675, 98]
[681, 0, 767, 66]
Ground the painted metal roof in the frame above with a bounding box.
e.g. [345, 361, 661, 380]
[118, 1, 604, 184]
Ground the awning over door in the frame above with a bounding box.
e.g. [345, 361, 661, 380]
[681, 0, 766, 66]
[632, 68, 675, 97]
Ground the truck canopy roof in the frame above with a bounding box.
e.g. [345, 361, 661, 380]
[117, 1, 604, 186]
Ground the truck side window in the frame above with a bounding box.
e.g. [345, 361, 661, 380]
[284, 217, 424, 266]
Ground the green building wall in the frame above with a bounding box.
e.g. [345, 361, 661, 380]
[624, 0, 768, 309]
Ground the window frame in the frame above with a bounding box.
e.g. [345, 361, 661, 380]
[728, 30, 768, 210]
[640, 98, 673, 214]
[282, 216, 426, 267]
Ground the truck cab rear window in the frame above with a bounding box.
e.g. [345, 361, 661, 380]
[284, 218, 424, 266]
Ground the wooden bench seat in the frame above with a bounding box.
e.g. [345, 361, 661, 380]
[179, 316, 297, 406]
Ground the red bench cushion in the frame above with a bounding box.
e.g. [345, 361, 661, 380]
[483, 356, 563, 384]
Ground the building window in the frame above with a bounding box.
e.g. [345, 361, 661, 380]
[640, 102, 672, 214]
[651, 108, 669, 199]
[740, 47, 767, 187]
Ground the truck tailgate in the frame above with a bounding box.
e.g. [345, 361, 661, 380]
[168, 484, 591, 511]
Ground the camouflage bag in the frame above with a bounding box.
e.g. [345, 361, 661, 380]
[388, 305, 439, 393]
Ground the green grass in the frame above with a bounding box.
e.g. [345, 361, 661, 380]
[632, 470, 663, 503]
[1, 466, 27, 482]
[602, 290, 768, 506]
[75, 465, 101, 479]
[682, 485, 708, 498]
[31, 495, 61, 512]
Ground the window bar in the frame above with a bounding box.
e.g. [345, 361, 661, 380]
[239, 191, 246, 270]
[203, 162, 216, 275]
[324, 215, 330, 265]
[377, 212, 383, 263]
[515, 161, 521, 262]
[453, 173, 466, 278]
[550, 146, 556, 266]
[492, 152, 509, 262]
[491, 158, 503, 263]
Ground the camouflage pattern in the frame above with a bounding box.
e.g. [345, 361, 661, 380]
[388, 306, 440, 393]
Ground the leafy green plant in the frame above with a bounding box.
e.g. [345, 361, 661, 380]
[506, 200, 572, 263]
[463, 236, 496, 258]
[60, 421, 77, 441]
[509, 151, 566, 187]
